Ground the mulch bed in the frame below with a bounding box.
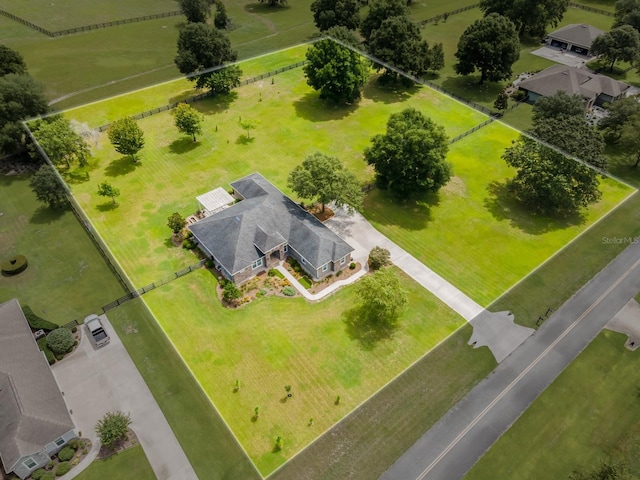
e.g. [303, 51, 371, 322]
[97, 428, 139, 459]
[306, 204, 335, 222]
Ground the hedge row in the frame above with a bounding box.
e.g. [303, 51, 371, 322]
[22, 305, 59, 331]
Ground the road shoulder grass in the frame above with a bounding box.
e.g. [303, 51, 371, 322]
[464, 330, 640, 480]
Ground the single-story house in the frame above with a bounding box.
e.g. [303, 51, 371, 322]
[518, 64, 630, 108]
[0, 299, 77, 480]
[545, 23, 604, 56]
[189, 172, 354, 284]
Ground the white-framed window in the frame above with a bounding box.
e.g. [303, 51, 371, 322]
[340, 256, 346, 265]
[251, 258, 263, 270]
[23, 458, 36, 469]
[284, 245, 288, 253]
[322, 263, 328, 272]
[301, 257, 306, 265]
[54, 438, 65, 447]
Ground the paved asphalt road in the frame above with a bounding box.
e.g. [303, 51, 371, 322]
[381, 240, 640, 480]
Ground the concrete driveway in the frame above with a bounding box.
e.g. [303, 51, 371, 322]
[52, 314, 197, 480]
[531, 46, 589, 68]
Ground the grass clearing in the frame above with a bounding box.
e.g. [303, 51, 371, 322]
[74, 445, 156, 480]
[143, 267, 465, 474]
[492, 192, 640, 327]
[364, 121, 633, 306]
[272, 324, 497, 480]
[464, 330, 640, 480]
[0, 175, 124, 323]
[57, 65, 487, 288]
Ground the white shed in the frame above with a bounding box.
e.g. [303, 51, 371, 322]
[196, 187, 235, 217]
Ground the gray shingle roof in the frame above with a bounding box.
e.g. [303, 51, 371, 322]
[519, 64, 630, 100]
[547, 23, 604, 48]
[189, 173, 354, 274]
[0, 299, 74, 473]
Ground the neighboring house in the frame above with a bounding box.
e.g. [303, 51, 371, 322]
[189, 173, 354, 284]
[518, 65, 630, 108]
[545, 23, 604, 56]
[0, 299, 76, 480]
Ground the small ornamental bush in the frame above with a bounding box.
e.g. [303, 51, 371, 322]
[46, 328, 74, 355]
[69, 439, 80, 450]
[41, 473, 55, 480]
[368, 246, 391, 270]
[205, 258, 214, 268]
[282, 286, 296, 296]
[31, 469, 47, 480]
[1, 254, 28, 274]
[222, 282, 242, 302]
[55, 461, 71, 476]
[71, 326, 77, 333]
[95, 411, 131, 448]
[182, 238, 196, 250]
[349, 262, 356, 270]
[57, 446, 75, 461]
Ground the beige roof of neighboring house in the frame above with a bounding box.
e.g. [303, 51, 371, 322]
[0, 299, 74, 473]
[547, 23, 605, 48]
[519, 65, 630, 101]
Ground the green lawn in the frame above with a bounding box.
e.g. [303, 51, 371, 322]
[0, 0, 178, 30]
[491, 192, 640, 328]
[465, 330, 640, 480]
[364, 121, 634, 307]
[74, 445, 156, 480]
[55, 66, 487, 288]
[143, 267, 466, 474]
[0, 175, 124, 323]
[272, 324, 497, 480]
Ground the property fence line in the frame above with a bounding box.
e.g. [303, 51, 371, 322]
[61, 319, 79, 329]
[101, 258, 206, 313]
[418, 3, 480, 26]
[94, 61, 308, 132]
[0, 8, 182, 37]
[568, 2, 615, 17]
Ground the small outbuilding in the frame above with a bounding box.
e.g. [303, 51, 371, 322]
[545, 23, 604, 56]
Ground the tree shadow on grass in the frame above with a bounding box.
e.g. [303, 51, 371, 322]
[236, 134, 255, 145]
[293, 92, 358, 122]
[29, 205, 67, 225]
[441, 75, 505, 106]
[62, 168, 91, 185]
[362, 77, 420, 104]
[244, 2, 291, 16]
[96, 202, 119, 212]
[343, 305, 398, 351]
[364, 189, 439, 231]
[483, 180, 586, 235]
[104, 156, 140, 178]
[169, 137, 200, 154]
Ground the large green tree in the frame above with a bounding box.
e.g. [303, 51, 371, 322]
[30, 116, 90, 168]
[479, 0, 569, 37]
[364, 108, 451, 199]
[304, 36, 369, 103]
[108, 117, 145, 162]
[599, 96, 640, 143]
[97, 182, 121, 205]
[0, 73, 48, 153]
[614, 0, 640, 32]
[355, 268, 408, 326]
[174, 23, 238, 90]
[360, 0, 407, 42]
[531, 92, 606, 170]
[503, 136, 601, 216]
[0, 45, 27, 76]
[590, 25, 640, 71]
[287, 152, 364, 213]
[368, 16, 444, 80]
[569, 461, 631, 480]
[178, 0, 210, 23]
[311, 0, 360, 31]
[172, 102, 203, 141]
[618, 111, 640, 167]
[29, 164, 67, 208]
[95, 411, 132, 449]
[454, 13, 520, 84]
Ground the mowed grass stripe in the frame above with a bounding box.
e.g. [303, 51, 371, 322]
[142, 267, 465, 474]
